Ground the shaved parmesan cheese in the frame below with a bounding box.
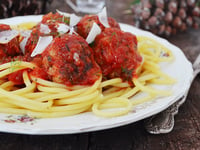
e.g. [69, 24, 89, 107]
[56, 9, 71, 17]
[20, 30, 32, 37]
[20, 38, 28, 54]
[57, 23, 70, 34]
[69, 27, 78, 35]
[56, 10, 81, 35]
[73, 52, 79, 62]
[86, 22, 101, 44]
[19, 30, 31, 54]
[70, 14, 81, 27]
[0, 30, 19, 44]
[57, 9, 81, 27]
[98, 7, 110, 28]
[68, 13, 81, 35]
[40, 24, 51, 34]
[31, 36, 53, 57]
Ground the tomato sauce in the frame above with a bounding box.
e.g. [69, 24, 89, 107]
[25, 12, 70, 54]
[8, 69, 26, 85]
[92, 28, 142, 84]
[0, 54, 46, 85]
[0, 24, 11, 31]
[0, 12, 143, 87]
[77, 15, 120, 39]
[0, 24, 21, 58]
[42, 34, 101, 86]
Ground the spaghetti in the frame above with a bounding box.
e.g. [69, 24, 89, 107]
[0, 35, 175, 118]
[0, 13, 176, 118]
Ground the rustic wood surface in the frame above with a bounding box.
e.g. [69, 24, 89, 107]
[0, 0, 200, 149]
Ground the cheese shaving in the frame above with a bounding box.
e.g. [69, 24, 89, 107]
[98, 7, 110, 28]
[0, 30, 19, 44]
[19, 30, 32, 54]
[86, 22, 101, 44]
[31, 36, 53, 57]
[40, 24, 51, 34]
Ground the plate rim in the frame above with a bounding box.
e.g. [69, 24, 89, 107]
[0, 15, 193, 135]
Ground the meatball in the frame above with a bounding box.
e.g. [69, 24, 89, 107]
[42, 34, 101, 86]
[77, 15, 120, 39]
[25, 12, 70, 54]
[0, 24, 21, 59]
[92, 28, 142, 84]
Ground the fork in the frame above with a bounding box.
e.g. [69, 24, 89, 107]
[144, 53, 200, 134]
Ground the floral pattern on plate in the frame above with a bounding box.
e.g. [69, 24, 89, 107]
[3, 115, 36, 125]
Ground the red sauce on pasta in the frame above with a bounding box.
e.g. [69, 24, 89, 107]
[0, 12, 142, 86]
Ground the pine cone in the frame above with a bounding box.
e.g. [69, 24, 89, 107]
[130, 0, 200, 37]
[0, 0, 52, 19]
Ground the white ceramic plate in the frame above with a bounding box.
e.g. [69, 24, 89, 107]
[0, 15, 193, 135]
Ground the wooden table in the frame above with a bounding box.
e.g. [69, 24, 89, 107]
[0, 0, 200, 149]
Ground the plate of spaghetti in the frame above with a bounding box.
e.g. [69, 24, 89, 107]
[0, 10, 193, 135]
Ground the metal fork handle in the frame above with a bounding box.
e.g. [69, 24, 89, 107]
[144, 95, 186, 134]
[144, 54, 200, 134]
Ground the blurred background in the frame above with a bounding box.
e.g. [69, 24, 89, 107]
[0, 0, 199, 38]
